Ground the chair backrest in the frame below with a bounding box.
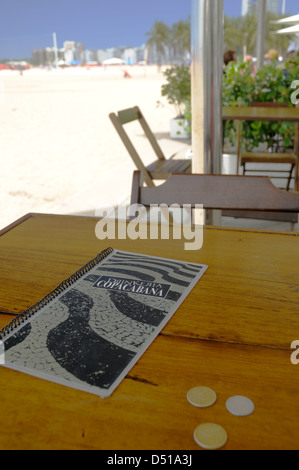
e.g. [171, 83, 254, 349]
[109, 106, 166, 188]
[131, 170, 299, 213]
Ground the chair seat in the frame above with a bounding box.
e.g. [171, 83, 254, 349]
[240, 152, 296, 165]
[147, 159, 191, 179]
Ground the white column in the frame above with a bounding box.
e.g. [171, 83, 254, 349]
[53, 32, 59, 67]
[191, 0, 223, 175]
[191, 0, 224, 225]
[256, 0, 267, 70]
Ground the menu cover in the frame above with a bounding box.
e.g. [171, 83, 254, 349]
[0, 248, 207, 397]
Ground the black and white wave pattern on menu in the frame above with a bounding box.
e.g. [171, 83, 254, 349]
[4, 251, 205, 396]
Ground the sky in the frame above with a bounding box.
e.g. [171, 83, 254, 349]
[0, 0, 298, 59]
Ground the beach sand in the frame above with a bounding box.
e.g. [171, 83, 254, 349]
[0, 65, 190, 230]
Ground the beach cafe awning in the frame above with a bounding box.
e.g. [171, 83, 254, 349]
[275, 24, 299, 35]
[274, 14, 299, 25]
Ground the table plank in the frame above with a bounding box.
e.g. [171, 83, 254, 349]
[0, 214, 298, 349]
[0, 333, 298, 450]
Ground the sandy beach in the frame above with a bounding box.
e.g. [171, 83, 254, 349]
[0, 65, 190, 230]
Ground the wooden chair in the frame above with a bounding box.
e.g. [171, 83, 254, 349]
[130, 170, 299, 225]
[109, 106, 191, 188]
[237, 103, 298, 191]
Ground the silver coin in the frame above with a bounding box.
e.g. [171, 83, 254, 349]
[226, 395, 255, 416]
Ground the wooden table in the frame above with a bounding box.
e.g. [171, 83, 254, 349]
[222, 106, 299, 190]
[223, 106, 299, 123]
[1, 213, 299, 450]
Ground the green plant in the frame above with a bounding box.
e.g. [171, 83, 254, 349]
[160, 53, 299, 146]
[183, 99, 191, 134]
[223, 54, 299, 151]
[160, 65, 191, 118]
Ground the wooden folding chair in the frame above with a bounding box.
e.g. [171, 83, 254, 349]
[109, 106, 191, 188]
[131, 170, 299, 226]
[237, 103, 298, 191]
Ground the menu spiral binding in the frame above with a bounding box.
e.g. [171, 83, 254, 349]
[0, 247, 114, 341]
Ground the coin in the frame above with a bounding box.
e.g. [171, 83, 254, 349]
[187, 386, 217, 408]
[193, 423, 228, 450]
[225, 395, 255, 416]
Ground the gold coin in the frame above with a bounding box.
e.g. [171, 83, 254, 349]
[194, 423, 228, 450]
[187, 386, 217, 408]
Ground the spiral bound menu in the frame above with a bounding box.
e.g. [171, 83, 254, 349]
[0, 248, 208, 397]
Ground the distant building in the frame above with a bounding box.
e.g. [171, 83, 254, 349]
[105, 48, 115, 60]
[32, 41, 85, 66]
[96, 50, 105, 64]
[242, 0, 280, 16]
[32, 49, 48, 66]
[32, 47, 63, 66]
[267, 0, 280, 16]
[63, 41, 85, 64]
[84, 49, 97, 63]
[123, 48, 135, 64]
[135, 44, 147, 63]
[31, 40, 156, 67]
[242, 0, 256, 16]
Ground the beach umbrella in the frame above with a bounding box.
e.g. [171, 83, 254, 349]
[102, 57, 125, 65]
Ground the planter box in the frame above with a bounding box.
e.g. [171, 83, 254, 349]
[170, 118, 189, 139]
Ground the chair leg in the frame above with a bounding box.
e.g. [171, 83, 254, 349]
[286, 164, 295, 192]
[236, 121, 242, 175]
[293, 214, 299, 233]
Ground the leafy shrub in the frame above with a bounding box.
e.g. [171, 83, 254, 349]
[160, 54, 299, 147]
[223, 53, 299, 151]
[160, 65, 191, 118]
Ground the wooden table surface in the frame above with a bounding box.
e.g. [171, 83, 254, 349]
[0, 213, 299, 450]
